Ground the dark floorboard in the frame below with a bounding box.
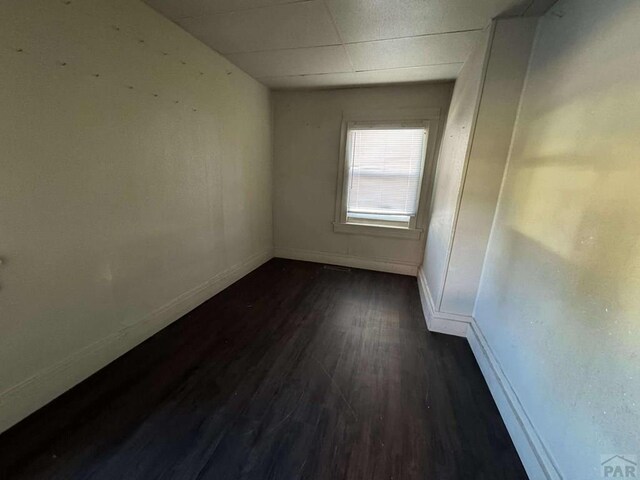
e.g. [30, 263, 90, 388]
[0, 259, 527, 479]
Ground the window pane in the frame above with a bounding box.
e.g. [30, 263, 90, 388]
[347, 128, 426, 218]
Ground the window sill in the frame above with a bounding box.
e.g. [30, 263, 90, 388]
[333, 221, 423, 240]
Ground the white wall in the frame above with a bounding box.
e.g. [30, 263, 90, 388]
[273, 84, 453, 275]
[422, 19, 537, 318]
[422, 26, 491, 309]
[474, 1, 640, 478]
[440, 18, 537, 315]
[0, 0, 273, 433]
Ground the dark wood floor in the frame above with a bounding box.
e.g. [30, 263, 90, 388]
[0, 259, 527, 479]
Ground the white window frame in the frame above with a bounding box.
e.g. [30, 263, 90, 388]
[333, 108, 441, 240]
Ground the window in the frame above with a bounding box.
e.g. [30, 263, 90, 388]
[346, 125, 426, 228]
[334, 111, 439, 239]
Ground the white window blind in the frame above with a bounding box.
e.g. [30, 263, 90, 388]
[346, 127, 426, 224]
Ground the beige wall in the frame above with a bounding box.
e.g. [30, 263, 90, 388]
[0, 0, 272, 432]
[273, 84, 453, 275]
[474, 0, 640, 478]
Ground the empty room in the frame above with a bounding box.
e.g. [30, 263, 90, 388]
[1, 0, 638, 478]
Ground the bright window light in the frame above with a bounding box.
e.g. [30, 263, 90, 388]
[345, 127, 427, 228]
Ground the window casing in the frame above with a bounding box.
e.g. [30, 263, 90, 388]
[334, 109, 440, 240]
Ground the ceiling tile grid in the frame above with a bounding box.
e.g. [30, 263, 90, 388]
[346, 30, 484, 71]
[147, 0, 310, 18]
[144, 0, 558, 88]
[258, 63, 464, 88]
[227, 45, 352, 78]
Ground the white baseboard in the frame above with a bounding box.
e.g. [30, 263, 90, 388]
[274, 247, 418, 276]
[0, 249, 273, 434]
[416, 267, 471, 337]
[467, 320, 562, 480]
[416, 267, 561, 480]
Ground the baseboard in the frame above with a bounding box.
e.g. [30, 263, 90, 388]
[416, 267, 471, 337]
[0, 249, 273, 435]
[466, 320, 562, 480]
[274, 247, 418, 276]
[416, 266, 561, 480]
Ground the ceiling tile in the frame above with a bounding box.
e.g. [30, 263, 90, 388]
[229, 46, 352, 78]
[176, 1, 340, 54]
[262, 63, 462, 89]
[145, 0, 310, 19]
[346, 30, 482, 71]
[324, 0, 528, 43]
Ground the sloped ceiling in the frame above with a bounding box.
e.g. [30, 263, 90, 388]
[144, 0, 556, 89]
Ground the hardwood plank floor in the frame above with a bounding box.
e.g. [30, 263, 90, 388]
[0, 259, 527, 479]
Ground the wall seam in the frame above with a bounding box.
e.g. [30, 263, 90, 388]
[469, 15, 564, 480]
[471, 19, 538, 320]
[270, 91, 277, 251]
[436, 21, 496, 312]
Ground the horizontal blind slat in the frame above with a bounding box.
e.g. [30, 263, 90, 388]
[347, 128, 425, 217]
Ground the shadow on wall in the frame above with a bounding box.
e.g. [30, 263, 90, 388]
[476, 220, 639, 475]
[501, 94, 640, 325]
[473, 14, 640, 473]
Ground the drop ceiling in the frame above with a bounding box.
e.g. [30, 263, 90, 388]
[144, 0, 556, 89]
